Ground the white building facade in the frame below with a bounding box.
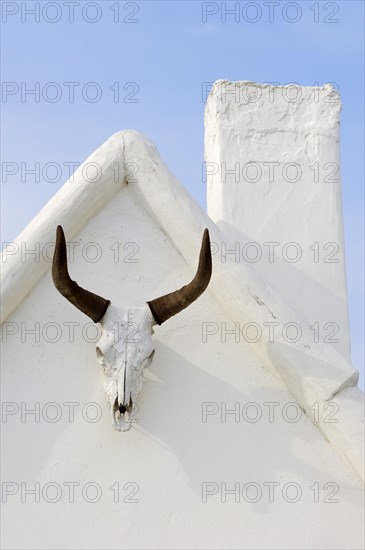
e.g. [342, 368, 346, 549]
[1, 86, 364, 549]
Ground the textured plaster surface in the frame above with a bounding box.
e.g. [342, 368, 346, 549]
[205, 80, 351, 361]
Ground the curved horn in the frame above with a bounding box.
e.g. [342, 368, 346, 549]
[52, 225, 110, 323]
[147, 229, 212, 325]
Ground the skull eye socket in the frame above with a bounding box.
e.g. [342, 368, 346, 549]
[96, 346, 110, 368]
[143, 349, 155, 367]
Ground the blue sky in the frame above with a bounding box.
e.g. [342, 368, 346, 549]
[1, 0, 364, 385]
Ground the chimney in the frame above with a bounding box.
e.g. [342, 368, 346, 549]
[204, 80, 351, 361]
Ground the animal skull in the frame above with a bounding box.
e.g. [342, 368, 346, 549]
[52, 225, 212, 431]
[97, 304, 155, 431]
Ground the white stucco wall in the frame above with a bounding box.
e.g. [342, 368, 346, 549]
[1, 186, 364, 550]
[205, 80, 351, 361]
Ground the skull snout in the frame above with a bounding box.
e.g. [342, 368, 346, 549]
[115, 395, 133, 415]
[112, 394, 133, 432]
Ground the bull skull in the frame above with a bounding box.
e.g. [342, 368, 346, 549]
[52, 226, 212, 431]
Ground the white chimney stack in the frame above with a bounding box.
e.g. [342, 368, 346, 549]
[204, 80, 351, 360]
